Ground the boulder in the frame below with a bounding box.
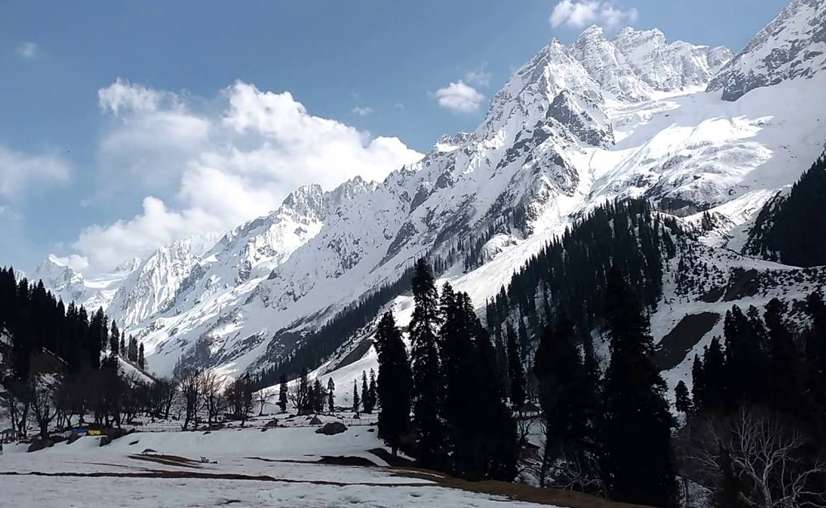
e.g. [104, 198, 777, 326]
[315, 422, 347, 436]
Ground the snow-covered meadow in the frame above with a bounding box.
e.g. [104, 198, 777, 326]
[0, 417, 557, 508]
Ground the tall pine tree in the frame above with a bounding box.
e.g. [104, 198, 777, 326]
[409, 259, 447, 470]
[506, 322, 526, 410]
[375, 311, 412, 456]
[600, 267, 678, 507]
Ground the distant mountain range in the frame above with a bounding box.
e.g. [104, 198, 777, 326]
[35, 0, 826, 385]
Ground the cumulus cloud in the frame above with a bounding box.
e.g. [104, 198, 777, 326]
[0, 145, 70, 200]
[15, 42, 38, 60]
[351, 106, 374, 117]
[73, 80, 422, 271]
[550, 0, 638, 30]
[434, 81, 485, 114]
[98, 78, 172, 115]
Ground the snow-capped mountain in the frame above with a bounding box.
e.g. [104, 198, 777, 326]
[36, 0, 826, 383]
[708, 0, 826, 101]
[106, 235, 218, 328]
[32, 255, 139, 312]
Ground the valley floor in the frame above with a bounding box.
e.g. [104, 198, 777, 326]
[0, 416, 569, 508]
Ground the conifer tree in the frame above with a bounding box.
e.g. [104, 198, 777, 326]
[361, 370, 374, 413]
[690, 355, 705, 413]
[297, 368, 310, 414]
[409, 259, 447, 470]
[353, 379, 360, 414]
[440, 288, 516, 480]
[120, 336, 126, 357]
[806, 291, 826, 429]
[368, 369, 377, 410]
[765, 298, 803, 414]
[278, 375, 288, 412]
[723, 306, 768, 406]
[701, 337, 727, 413]
[534, 316, 599, 487]
[494, 331, 511, 399]
[506, 322, 526, 410]
[138, 343, 145, 370]
[674, 381, 691, 414]
[600, 267, 677, 507]
[128, 335, 138, 362]
[517, 317, 530, 364]
[109, 321, 120, 356]
[312, 378, 325, 413]
[327, 378, 335, 413]
[375, 311, 412, 456]
[88, 308, 108, 369]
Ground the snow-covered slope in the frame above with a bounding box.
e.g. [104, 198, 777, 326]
[708, 0, 826, 101]
[35, 1, 826, 383]
[106, 236, 218, 328]
[32, 255, 140, 312]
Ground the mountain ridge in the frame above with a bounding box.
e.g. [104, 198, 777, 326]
[34, 0, 826, 382]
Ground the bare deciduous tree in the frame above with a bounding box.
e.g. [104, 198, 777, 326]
[29, 373, 59, 440]
[200, 371, 224, 428]
[177, 368, 202, 431]
[255, 389, 271, 416]
[684, 406, 826, 508]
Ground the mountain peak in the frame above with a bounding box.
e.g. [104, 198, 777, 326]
[708, 0, 826, 101]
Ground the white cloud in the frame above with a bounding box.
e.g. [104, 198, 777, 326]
[73, 80, 422, 271]
[0, 145, 70, 200]
[351, 106, 374, 117]
[549, 0, 638, 30]
[433, 81, 485, 114]
[49, 254, 90, 273]
[15, 42, 38, 60]
[464, 64, 492, 88]
[98, 78, 171, 115]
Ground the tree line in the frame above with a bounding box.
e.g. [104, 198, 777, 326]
[744, 153, 826, 267]
[675, 294, 826, 506]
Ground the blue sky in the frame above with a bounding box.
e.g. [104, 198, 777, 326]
[0, 0, 789, 273]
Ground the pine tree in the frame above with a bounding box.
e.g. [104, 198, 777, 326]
[297, 368, 310, 414]
[409, 259, 447, 470]
[361, 371, 373, 413]
[278, 375, 288, 412]
[353, 379, 360, 414]
[138, 343, 145, 370]
[375, 311, 412, 456]
[368, 369, 377, 410]
[534, 316, 599, 488]
[701, 338, 728, 413]
[120, 336, 126, 357]
[109, 321, 120, 357]
[723, 306, 768, 406]
[506, 322, 526, 410]
[765, 298, 803, 415]
[674, 381, 691, 414]
[88, 308, 108, 369]
[806, 291, 826, 432]
[494, 331, 511, 400]
[691, 355, 705, 411]
[327, 378, 335, 413]
[600, 267, 678, 507]
[312, 378, 325, 413]
[440, 288, 517, 480]
[128, 335, 138, 362]
[517, 317, 530, 364]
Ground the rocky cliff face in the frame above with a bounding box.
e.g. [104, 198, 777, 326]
[708, 0, 826, 101]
